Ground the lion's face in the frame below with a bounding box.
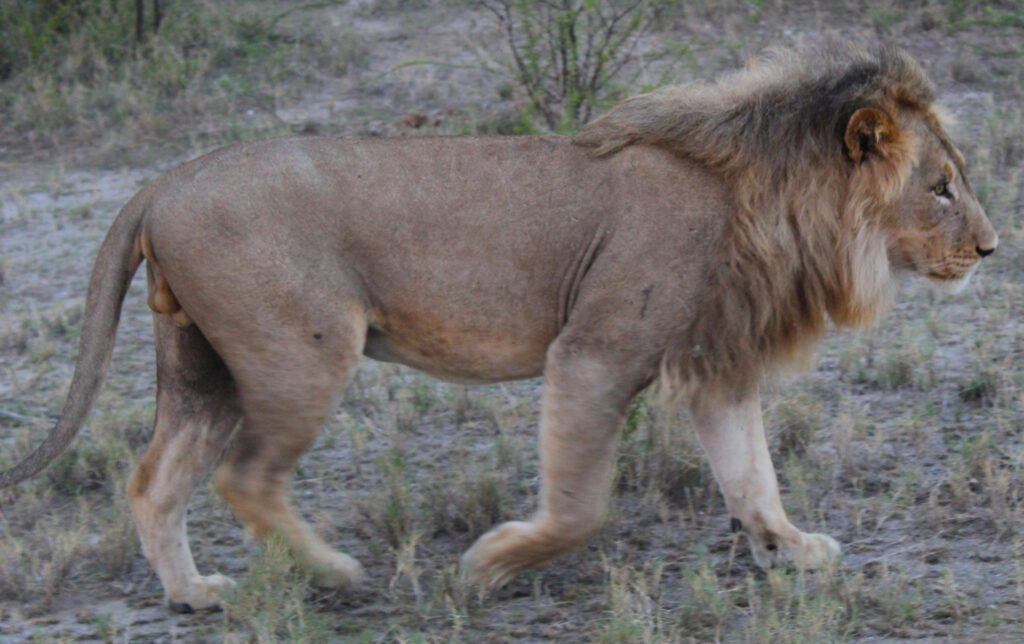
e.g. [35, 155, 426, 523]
[885, 120, 998, 290]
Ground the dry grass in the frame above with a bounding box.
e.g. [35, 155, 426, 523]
[1, 0, 1023, 641]
[220, 536, 334, 644]
[0, 0, 368, 162]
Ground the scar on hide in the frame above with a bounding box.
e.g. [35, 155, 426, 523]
[639, 284, 654, 318]
[142, 232, 193, 327]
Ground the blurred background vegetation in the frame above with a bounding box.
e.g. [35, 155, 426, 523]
[0, 0, 359, 154]
[2, 0, 1023, 155]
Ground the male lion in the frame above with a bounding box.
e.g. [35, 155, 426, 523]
[0, 44, 997, 612]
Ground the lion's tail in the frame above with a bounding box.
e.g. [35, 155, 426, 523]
[0, 191, 147, 488]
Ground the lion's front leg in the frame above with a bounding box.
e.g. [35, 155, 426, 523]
[688, 387, 839, 569]
[461, 343, 644, 589]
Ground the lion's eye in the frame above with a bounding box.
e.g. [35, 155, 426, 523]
[933, 182, 951, 199]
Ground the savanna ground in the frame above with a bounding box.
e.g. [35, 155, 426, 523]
[1, 1, 1023, 642]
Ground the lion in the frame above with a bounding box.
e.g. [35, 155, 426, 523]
[0, 43, 997, 612]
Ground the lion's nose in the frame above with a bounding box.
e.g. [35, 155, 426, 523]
[976, 245, 996, 258]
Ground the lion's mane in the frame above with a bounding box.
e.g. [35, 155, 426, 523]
[575, 44, 939, 391]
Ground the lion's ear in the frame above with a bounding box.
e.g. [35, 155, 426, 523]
[844, 108, 898, 166]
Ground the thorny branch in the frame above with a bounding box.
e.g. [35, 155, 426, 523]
[479, 0, 666, 130]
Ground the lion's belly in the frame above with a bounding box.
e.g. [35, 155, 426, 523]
[362, 323, 549, 384]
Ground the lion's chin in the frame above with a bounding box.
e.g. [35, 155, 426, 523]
[924, 266, 976, 294]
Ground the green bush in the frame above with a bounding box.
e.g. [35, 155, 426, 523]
[0, 0, 154, 82]
[480, 0, 672, 132]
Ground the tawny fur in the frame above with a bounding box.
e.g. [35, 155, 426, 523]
[0, 43, 998, 611]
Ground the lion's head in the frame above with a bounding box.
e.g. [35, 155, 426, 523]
[575, 43, 998, 389]
[879, 111, 997, 289]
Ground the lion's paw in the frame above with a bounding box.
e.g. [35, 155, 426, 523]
[460, 521, 556, 590]
[750, 531, 841, 570]
[793, 532, 841, 569]
[308, 551, 367, 589]
[167, 573, 237, 613]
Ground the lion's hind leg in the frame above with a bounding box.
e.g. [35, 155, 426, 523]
[127, 317, 241, 613]
[211, 322, 367, 591]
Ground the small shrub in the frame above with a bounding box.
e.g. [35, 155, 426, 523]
[617, 396, 711, 505]
[0, 512, 86, 606]
[425, 470, 506, 539]
[600, 558, 674, 643]
[222, 535, 334, 644]
[480, 0, 672, 132]
[769, 393, 823, 458]
[676, 552, 731, 638]
[959, 373, 998, 404]
[356, 448, 416, 548]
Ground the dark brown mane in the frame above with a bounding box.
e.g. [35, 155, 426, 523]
[576, 44, 938, 391]
[574, 43, 933, 167]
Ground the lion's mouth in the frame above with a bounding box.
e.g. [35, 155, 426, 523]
[925, 264, 976, 282]
[924, 266, 976, 293]
[923, 257, 979, 283]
